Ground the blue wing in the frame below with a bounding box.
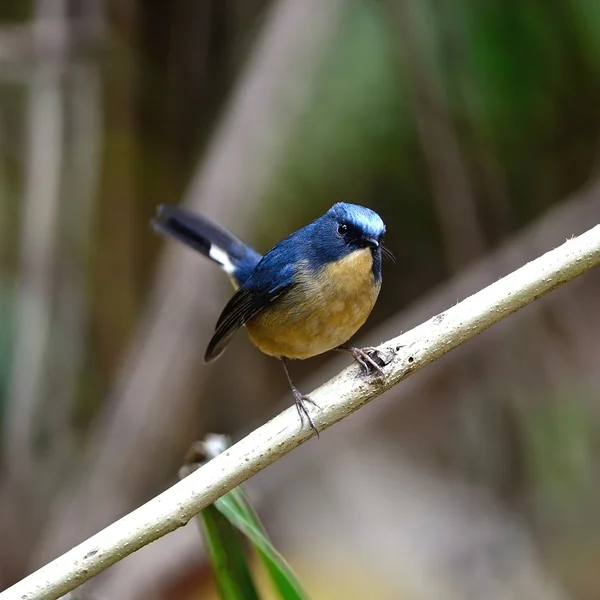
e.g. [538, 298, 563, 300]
[204, 238, 301, 362]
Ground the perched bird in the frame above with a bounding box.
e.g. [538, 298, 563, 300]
[152, 203, 391, 434]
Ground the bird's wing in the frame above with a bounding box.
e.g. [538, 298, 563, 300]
[204, 259, 296, 362]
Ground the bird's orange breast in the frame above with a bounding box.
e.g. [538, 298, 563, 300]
[246, 248, 380, 359]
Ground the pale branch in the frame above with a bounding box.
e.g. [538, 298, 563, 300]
[2, 224, 600, 600]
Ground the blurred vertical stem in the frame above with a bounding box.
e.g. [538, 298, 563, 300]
[3, 0, 67, 490]
[384, 0, 485, 271]
[49, 3, 104, 486]
[0, 2, 107, 584]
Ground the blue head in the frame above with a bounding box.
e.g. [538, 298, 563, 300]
[307, 203, 387, 281]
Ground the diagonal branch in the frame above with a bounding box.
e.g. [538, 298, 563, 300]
[3, 224, 600, 600]
[93, 177, 600, 600]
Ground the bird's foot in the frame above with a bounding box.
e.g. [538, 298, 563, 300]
[337, 345, 385, 376]
[291, 388, 320, 437]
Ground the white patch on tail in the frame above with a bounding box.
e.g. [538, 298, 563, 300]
[209, 245, 236, 274]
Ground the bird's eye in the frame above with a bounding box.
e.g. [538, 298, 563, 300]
[337, 223, 348, 235]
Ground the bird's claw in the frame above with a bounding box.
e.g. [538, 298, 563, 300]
[292, 389, 320, 437]
[340, 346, 385, 376]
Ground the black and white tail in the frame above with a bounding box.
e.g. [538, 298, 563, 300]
[151, 205, 261, 285]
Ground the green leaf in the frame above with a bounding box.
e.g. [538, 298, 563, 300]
[187, 435, 309, 599]
[198, 503, 261, 600]
[215, 489, 310, 600]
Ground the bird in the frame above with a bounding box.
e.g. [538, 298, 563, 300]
[151, 202, 392, 435]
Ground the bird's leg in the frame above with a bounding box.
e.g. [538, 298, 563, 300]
[336, 345, 385, 376]
[280, 358, 320, 437]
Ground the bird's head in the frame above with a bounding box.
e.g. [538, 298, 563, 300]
[327, 202, 386, 250]
[308, 203, 390, 280]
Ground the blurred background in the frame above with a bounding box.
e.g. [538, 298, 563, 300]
[1, 0, 600, 598]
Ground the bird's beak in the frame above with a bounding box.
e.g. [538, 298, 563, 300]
[363, 237, 379, 248]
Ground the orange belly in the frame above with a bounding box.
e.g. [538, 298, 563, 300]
[245, 249, 380, 359]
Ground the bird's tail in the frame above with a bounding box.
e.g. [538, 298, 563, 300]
[152, 205, 261, 286]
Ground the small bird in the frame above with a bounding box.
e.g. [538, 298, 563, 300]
[152, 202, 391, 434]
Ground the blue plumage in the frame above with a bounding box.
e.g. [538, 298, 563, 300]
[152, 202, 389, 435]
